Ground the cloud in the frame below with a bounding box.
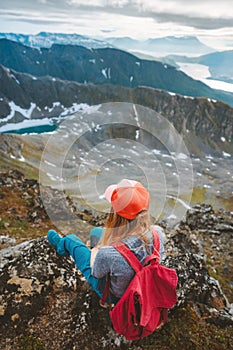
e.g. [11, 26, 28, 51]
[0, 0, 233, 33]
[66, 0, 233, 25]
[148, 12, 233, 30]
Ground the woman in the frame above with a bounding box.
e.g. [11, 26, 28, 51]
[48, 179, 165, 304]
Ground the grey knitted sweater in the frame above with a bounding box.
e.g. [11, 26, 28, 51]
[91, 226, 165, 299]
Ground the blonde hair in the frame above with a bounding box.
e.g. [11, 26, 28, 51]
[99, 208, 150, 247]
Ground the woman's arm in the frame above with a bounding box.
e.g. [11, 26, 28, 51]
[91, 246, 112, 279]
[90, 246, 100, 267]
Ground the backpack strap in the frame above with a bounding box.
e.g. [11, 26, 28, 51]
[99, 273, 112, 308]
[152, 228, 161, 258]
[151, 228, 160, 253]
[113, 228, 161, 271]
[140, 229, 160, 265]
[113, 242, 143, 273]
[100, 242, 143, 306]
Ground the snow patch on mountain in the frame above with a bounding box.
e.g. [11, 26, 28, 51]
[0, 102, 97, 133]
[1, 102, 37, 123]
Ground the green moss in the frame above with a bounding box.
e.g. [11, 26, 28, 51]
[18, 336, 45, 350]
[134, 303, 233, 350]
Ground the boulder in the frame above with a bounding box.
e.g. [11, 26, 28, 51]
[1, 205, 232, 349]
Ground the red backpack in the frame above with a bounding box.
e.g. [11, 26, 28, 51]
[100, 230, 178, 340]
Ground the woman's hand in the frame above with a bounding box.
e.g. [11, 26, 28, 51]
[90, 246, 100, 267]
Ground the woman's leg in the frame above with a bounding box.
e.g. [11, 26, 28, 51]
[48, 230, 102, 297]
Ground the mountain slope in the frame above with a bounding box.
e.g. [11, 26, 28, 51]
[0, 65, 232, 219]
[0, 64, 232, 157]
[0, 39, 233, 107]
[196, 50, 233, 83]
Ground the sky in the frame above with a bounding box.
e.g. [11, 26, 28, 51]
[0, 0, 233, 50]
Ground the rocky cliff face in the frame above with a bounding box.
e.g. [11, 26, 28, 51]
[1, 39, 233, 106]
[0, 171, 232, 350]
[0, 65, 232, 156]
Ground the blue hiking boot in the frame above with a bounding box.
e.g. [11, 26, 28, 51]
[47, 229, 66, 255]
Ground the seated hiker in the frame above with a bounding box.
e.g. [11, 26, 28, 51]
[47, 179, 165, 304]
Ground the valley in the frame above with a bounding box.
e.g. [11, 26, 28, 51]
[0, 53, 232, 225]
[0, 102, 232, 232]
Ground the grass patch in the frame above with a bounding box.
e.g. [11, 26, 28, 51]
[0, 180, 55, 243]
[135, 303, 233, 350]
[191, 187, 207, 204]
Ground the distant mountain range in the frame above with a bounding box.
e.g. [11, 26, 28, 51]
[0, 32, 215, 57]
[0, 39, 233, 107]
[105, 35, 215, 57]
[0, 32, 113, 49]
[196, 50, 233, 83]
